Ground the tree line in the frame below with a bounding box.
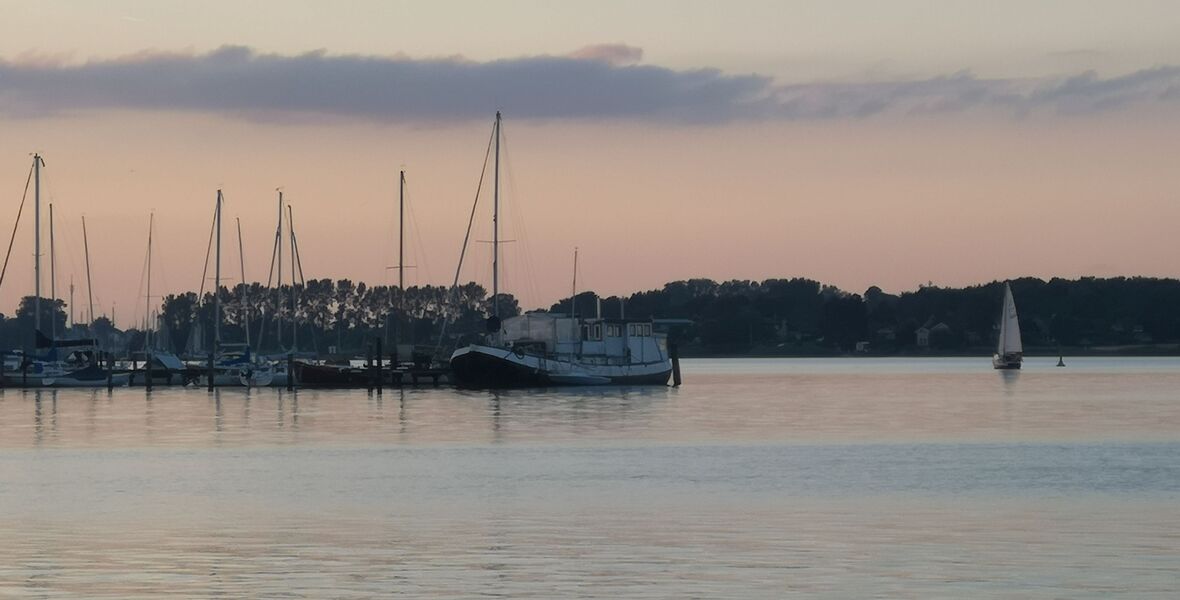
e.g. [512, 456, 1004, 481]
[2, 276, 1179, 355]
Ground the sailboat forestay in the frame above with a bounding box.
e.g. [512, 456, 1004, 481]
[992, 282, 1023, 370]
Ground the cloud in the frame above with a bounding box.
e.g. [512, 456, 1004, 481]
[567, 44, 643, 65]
[0, 45, 1178, 123]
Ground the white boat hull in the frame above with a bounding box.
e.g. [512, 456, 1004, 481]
[450, 344, 671, 388]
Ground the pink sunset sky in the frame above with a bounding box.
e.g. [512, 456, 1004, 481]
[2, 1, 1179, 325]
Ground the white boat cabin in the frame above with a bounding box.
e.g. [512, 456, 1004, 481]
[501, 313, 667, 365]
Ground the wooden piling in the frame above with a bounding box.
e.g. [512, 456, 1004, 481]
[207, 352, 215, 391]
[287, 353, 294, 391]
[365, 343, 374, 391]
[375, 337, 383, 393]
[669, 341, 682, 387]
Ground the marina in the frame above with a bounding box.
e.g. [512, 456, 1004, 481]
[4, 4, 1180, 596]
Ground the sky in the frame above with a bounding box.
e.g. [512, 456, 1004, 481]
[1, 0, 1179, 324]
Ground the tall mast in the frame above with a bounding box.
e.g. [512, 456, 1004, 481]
[492, 111, 501, 319]
[49, 203, 56, 339]
[399, 170, 405, 294]
[69, 276, 74, 328]
[214, 190, 222, 348]
[276, 190, 283, 349]
[288, 204, 297, 352]
[571, 247, 578, 317]
[237, 217, 249, 348]
[82, 215, 94, 328]
[33, 154, 41, 331]
[398, 170, 405, 347]
[146, 213, 153, 347]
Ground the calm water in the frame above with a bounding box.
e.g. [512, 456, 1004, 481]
[1, 357, 1178, 598]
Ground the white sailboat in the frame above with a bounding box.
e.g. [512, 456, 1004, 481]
[992, 282, 1023, 370]
[448, 113, 673, 388]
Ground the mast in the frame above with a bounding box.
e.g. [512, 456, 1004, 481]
[69, 276, 74, 328]
[399, 170, 405, 294]
[571, 247, 578, 317]
[237, 217, 249, 348]
[397, 170, 405, 347]
[288, 204, 296, 352]
[492, 111, 501, 320]
[146, 213, 153, 349]
[33, 154, 41, 331]
[214, 190, 222, 348]
[82, 216, 95, 328]
[997, 285, 1007, 355]
[276, 190, 283, 349]
[49, 203, 56, 339]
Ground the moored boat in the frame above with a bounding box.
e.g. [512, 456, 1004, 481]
[447, 113, 673, 388]
[451, 314, 672, 388]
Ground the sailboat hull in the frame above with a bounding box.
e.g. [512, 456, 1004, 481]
[450, 345, 672, 389]
[992, 353, 1022, 370]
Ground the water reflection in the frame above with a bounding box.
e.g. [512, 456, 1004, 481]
[999, 368, 1020, 395]
[0, 359, 1178, 597]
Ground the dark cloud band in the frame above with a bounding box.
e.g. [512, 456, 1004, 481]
[0, 45, 1177, 122]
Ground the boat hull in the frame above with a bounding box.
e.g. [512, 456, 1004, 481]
[292, 362, 371, 387]
[992, 353, 1023, 370]
[43, 372, 131, 387]
[450, 345, 671, 388]
[5, 364, 130, 387]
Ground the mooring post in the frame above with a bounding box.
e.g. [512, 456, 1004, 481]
[287, 352, 295, 391]
[365, 342, 374, 391]
[145, 353, 153, 392]
[391, 350, 401, 387]
[669, 341, 682, 387]
[375, 337, 383, 393]
[207, 352, 215, 391]
[106, 353, 114, 391]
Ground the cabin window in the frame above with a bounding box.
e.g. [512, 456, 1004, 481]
[607, 324, 622, 338]
[591, 323, 603, 340]
[626, 323, 651, 337]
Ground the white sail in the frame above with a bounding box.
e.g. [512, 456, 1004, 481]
[997, 283, 1022, 355]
